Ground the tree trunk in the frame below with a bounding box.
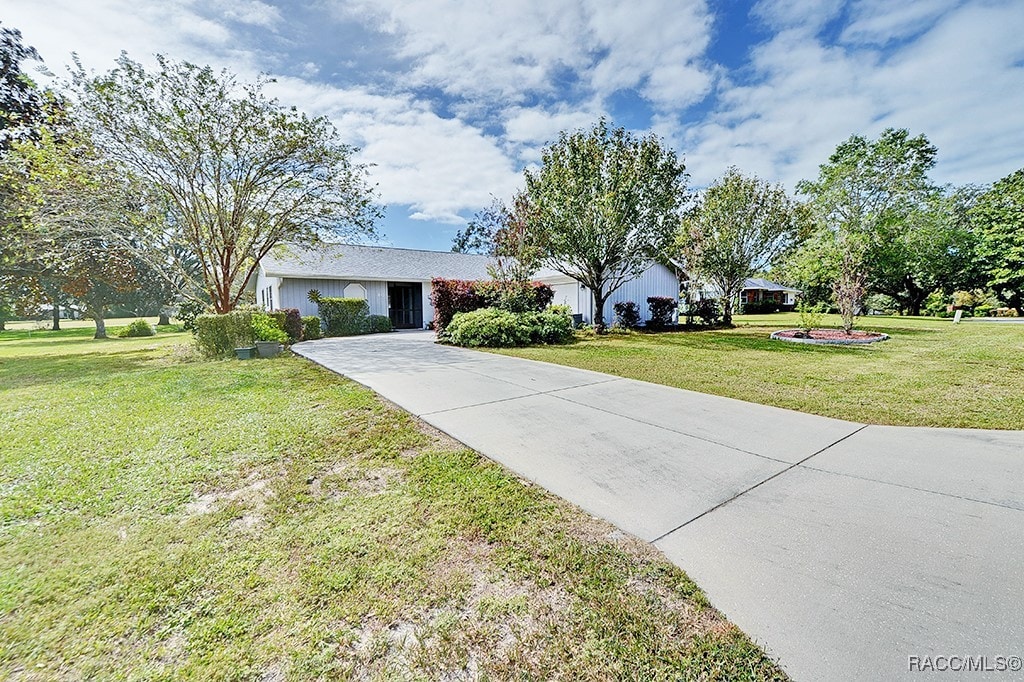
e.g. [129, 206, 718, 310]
[93, 314, 107, 339]
[51, 303, 61, 331]
[592, 289, 609, 334]
[158, 311, 171, 326]
[721, 296, 734, 326]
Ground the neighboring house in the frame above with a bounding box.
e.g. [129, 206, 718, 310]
[252, 243, 683, 328]
[739, 278, 800, 309]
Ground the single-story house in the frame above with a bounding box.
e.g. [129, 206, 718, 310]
[739, 278, 801, 309]
[251, 243, 682, 328]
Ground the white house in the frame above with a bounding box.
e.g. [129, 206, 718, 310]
[251, 243, 683, 328]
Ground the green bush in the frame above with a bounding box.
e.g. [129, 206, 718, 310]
[176, 299, 209, 333]
[194, 311, 255, 358]
[117, 319, 156, 338]
[252, 312, 289, 343]
[317, 297, 370, 336]
[368, 314, 393, 333]
[445, 306, 573, 348]
[276, 308, 303, 342]
[613, 301, 641, 329]
[691, 298, 721, 326]
[741, 300, 781, 315]
[446, 308, 531, 347]
[302, 315, 322, 340]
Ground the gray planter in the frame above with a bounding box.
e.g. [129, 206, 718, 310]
[255, 341, 282, 358]
[234, 346, 257, 360]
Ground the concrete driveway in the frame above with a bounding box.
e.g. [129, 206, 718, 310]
[293, 331, 1024, 681]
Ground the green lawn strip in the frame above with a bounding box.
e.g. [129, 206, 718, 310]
[0, 329, 785, 680]
[494, 313, 1024, 429]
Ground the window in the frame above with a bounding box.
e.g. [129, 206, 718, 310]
[344, 282, 366, 299]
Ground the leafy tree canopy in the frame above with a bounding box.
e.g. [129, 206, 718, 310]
[73, 54, 382, 313]
[522, 119, 687, 331]
[970, 168, 1024, 311]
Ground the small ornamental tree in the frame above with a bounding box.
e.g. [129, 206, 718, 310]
[522, 119, 687, 332]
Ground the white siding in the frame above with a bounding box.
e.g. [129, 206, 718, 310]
[537, 263, 680, 325]
[604, 263, 681, 324]
[278, 278, 389, 317]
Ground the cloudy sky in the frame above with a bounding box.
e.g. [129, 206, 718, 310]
[3, 0, 1022, 249]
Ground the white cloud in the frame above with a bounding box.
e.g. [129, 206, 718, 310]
[218, 0, 283, 28]
[841, 0, 961, 45]
[684, 0, 1024, 190]
[335, 0, 715, 110]
[751, 0, 844, 33]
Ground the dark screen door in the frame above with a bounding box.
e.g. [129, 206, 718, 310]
[387, 282, 423, 329]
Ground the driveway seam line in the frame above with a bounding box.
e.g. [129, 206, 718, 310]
[418, 377, 622, 417]
[548, 390, 794, 465]
[799, 464, 1024, 513]
[651, 424, 870, 543]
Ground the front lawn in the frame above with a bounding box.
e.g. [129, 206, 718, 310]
[495, 314, 1024, 429]
[0, 327, 784, 680]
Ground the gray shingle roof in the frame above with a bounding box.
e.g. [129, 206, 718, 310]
[261, 243, 493, 282]
[743, 277, 799, 292]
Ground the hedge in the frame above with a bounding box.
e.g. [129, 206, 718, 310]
[269, 308, 303, 342]
[194, 310, 255, 357]
[302, 315, 323, 340]
[612, 301, 641, 329]
[317, 297, 370, 336]
[431, 278, 554, 332]
[368, 314, 393, 333]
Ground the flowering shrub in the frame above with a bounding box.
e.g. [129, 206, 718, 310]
[430, 278, 553, 332]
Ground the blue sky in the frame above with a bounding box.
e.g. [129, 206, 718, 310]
[3, 0, 1022, 250]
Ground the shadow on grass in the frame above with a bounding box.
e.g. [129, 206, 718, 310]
[0, 349, 166, 391]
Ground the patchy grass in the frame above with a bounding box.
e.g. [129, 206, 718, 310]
[495, 313, 1024, 429]
[0, 327, 785, 680]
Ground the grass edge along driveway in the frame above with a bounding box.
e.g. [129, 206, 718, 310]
[0, 326, 786, 681]
[495, 313, 1024, 430]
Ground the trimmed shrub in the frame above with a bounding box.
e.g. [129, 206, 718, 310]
[117, 319, 156, 338]
[317, 297, 370, 336]
[252, 312, 289, 343]
[176, 299, 208, 333]
[532, 305, 574, 344]
[431, 278, 554, 332]
[691, 298, 721, 326]
[302, 315, 322, 340]
[272, 308, 303, 342]
[368, 314, 393, 334]
[613, 301, 641, 329]
[444, 306, 573, 348]
[194, 310, 254, 357]
[647, 296, 678, 328]
[446, 308, 531, 347]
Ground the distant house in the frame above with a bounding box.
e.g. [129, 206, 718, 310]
[251, 243, 683, 328]
[740, 278, 800, 310]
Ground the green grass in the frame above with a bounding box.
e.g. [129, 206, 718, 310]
[0, 327, 785, 680]
[495, 313, 1024, 429]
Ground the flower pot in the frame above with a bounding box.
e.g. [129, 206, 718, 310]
[255, 341, 282, 358]
[234, 346, 257, 360]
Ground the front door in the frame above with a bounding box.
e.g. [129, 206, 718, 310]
[387, 282, 423, 329]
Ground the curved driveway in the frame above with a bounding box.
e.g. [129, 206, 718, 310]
[294, 331, 1024, 681]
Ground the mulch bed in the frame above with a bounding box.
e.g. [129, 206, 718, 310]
[770, 328, 889, 345]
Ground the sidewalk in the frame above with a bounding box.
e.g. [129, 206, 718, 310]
[294, 331, 1024, 681]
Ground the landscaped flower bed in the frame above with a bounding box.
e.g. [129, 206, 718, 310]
[770, 328, 889, 345]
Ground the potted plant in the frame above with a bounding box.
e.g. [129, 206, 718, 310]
[251, 312, 289, 358]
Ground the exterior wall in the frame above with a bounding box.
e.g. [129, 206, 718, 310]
[538, 263, 680, 325]
[271, 277, 433, 329]
[277, 278, 388, 318]
[253, 271, 281, 311]
[603, 263, 680, 324]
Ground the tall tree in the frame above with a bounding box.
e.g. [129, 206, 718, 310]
[866, 188, 984, 315]
[0, 120, 147, 338]
[0, 22, 45, 150]
[796, 128, 937, 331]
[522, 119, 687, 331]
[677, 167, 805, 325]
[970, 168, 1024, 312]
[73, 54, 382, 313]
